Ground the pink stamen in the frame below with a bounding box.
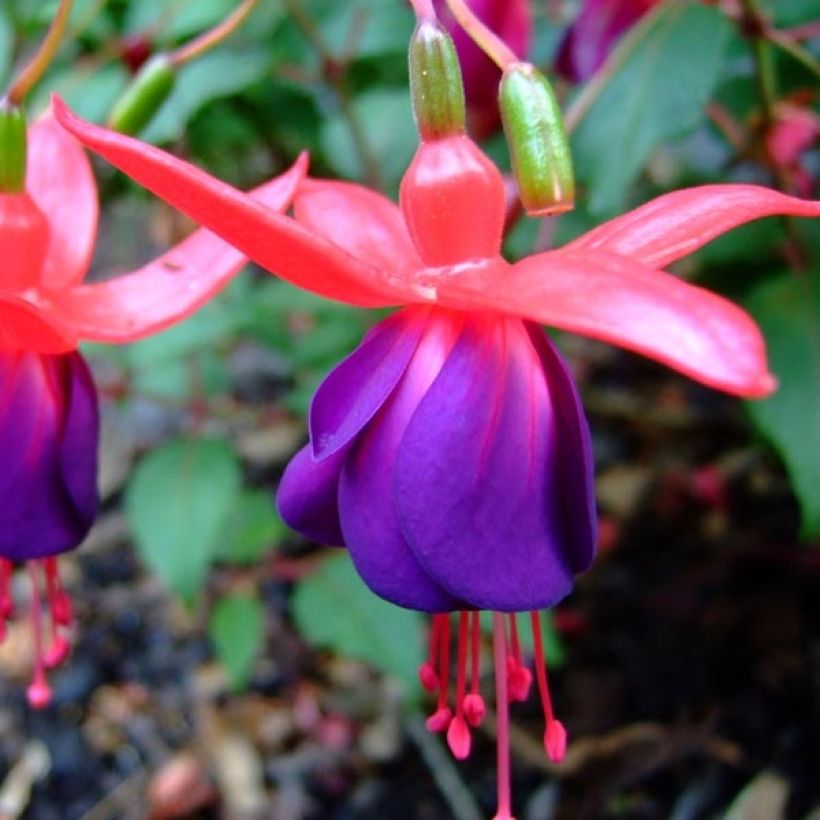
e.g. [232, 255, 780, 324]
[531, 611, 566, 763]
[492, 612, 515, 820]
[506, 615, 532, 702]
[426, 614, 452, 733]
[26, 564, 52, 709]
[447, 612, 471, 759]
[463, 610, 485, 727]
[44, 558, 72, 626]
[419, 613, 444, 692]
[42, 559, 72, 669]
[0, 558, 14, 621]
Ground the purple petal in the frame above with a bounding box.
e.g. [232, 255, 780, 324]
[338, 311, 466, 612]
[0, 351, 99, 561]
[309, 310, 426, 461]
[277, 443, 347, 546]
[395, 318, 595, 611]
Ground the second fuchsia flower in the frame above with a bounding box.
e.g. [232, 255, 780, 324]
[0, 107, 305, 706]
[52, 13, 820, 812]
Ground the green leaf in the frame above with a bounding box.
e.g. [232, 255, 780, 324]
[293, 553, 425, 701]
[125, 438, 242, 602]
[209, 592, 266, 691]
[30, 62, 129, 122]
[321, 88, 417, 191]
[571, 1, 730, 215]
[0, 4, 13, 89]
[218, 490, 287, 565]
[745, 271, 820, 536]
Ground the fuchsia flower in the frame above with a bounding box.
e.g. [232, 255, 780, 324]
[54, 97, 820, 816]
[556, 0, 658, 83]
[0, 110, 305, 706]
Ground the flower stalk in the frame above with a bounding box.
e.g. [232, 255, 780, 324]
[5, 0, 74, 106]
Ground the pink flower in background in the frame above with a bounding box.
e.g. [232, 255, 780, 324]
[556, 0, 658, 82]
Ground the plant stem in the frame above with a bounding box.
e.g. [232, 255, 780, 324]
[563, 1, 664, 134]
[6, 0, 74, 105]
[283, 0, 383, 191]
[444, 0, 518, 70]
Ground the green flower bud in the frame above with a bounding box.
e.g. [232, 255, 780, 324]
[0, 101, 27, 193]
[409, 19, 466, 141]
[107, 54, 176, 136]
[499, 63, 574, 216]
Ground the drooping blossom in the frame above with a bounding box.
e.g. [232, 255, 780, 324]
[54, 97, 820, 816]
[0, 110, 305, 706]
[555, 0, 658, 83]
[434, 0, 531, 137]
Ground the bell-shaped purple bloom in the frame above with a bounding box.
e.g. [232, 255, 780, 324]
[0, 351, 99, 562]
[278, 306, 596, 614]
[0, 350, 98, 706]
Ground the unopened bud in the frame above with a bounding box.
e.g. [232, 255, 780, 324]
[409, 19, 466, 141]
[107, 54, 176, 135]
[499, 63, 574, 215]
[0, 101, 27, 193]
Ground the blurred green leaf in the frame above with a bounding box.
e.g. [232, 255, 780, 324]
[209, 591, 265, 691]
[321, 88, 416, 190]
[126, 438, 242, 601]
[31, 61, 129, 122]
[0, 4, 13, 88]
[572, 1, 730, 215]
[125, 0, 234, 41]
[319, 0, 414, 60]
[219, 490, 287, 565]
[293, 553, 425, 701]
[745, 270, 820, 536]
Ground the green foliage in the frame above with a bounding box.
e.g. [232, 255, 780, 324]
[293, 553, 426, 701]
[125, 438, 242, 602]
[209, 591, 266, 691]
[218, 490, 288, 565]
[745, 271, 820, 537]
[572, 1, 730, 215]
[142, 48, 273, 144]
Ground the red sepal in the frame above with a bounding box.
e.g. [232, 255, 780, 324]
[27, 114, 99, 291]
[0, 296, 75, 353]
[434, 249, 775, 398]
[47, 155, 308, 342]
[567, 184, 820, 268]
[52, 97, 400, 308]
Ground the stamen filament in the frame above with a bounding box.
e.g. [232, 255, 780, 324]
[409, 0, 436, 20]
[491, 612, 514, 820]
[26, 564, 52, 709]
[531, 611, 567, 763]
[426, 614, 452, 732]
[463, 611, 485, 727]
[419, 613, 443, 692]
[447, 611, 471, 758]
